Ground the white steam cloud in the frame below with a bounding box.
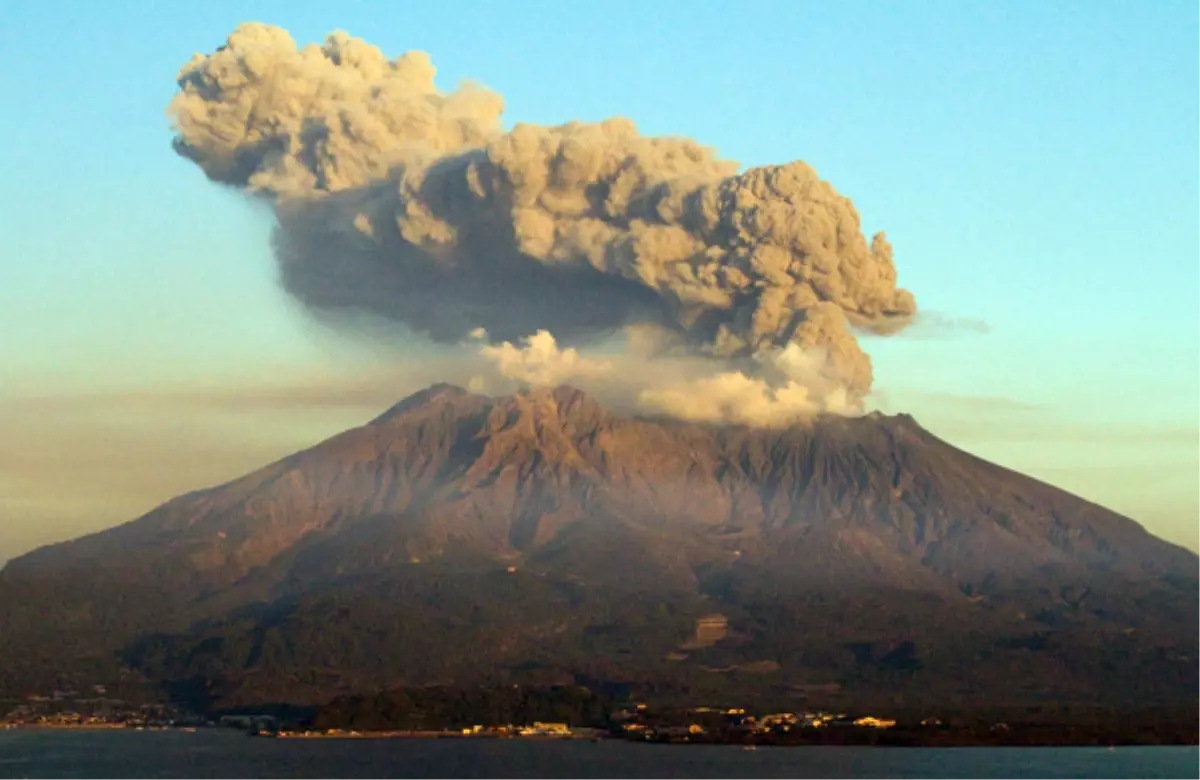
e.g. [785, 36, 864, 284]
[167, 23, 919, 424]
[476, 330, 614, 388]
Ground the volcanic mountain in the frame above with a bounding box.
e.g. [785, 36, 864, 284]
[1, 385, 1195, 712]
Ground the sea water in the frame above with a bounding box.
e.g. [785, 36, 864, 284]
[0, 728, 1195, 779]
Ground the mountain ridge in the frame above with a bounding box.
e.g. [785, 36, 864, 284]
[9, 384, 1188, 578]
[1, 384, 1195, 710]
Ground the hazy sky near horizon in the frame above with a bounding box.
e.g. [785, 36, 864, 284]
[1, 0, 1197, 560]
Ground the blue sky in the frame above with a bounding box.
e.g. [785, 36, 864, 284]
[1, 0, 1196, 558]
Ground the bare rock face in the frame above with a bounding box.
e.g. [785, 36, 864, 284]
[1, 385, 1195, 710]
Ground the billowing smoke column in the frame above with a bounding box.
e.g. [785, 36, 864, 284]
[168, 23, 917, 421]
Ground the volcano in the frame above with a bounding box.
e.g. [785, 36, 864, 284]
[1, 385, 1195, 712]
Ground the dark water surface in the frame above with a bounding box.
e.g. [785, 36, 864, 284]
[0, 729, 1195, 779]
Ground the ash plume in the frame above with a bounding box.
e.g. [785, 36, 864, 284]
[168, 23, 918, 421]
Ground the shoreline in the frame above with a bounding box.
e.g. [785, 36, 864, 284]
[4, 724, 134, 731]
[255, 730, 1199, 748]
[268, 730, 592, 741]
[0, 724, 199, 733]
[3, 724, 1195, 748]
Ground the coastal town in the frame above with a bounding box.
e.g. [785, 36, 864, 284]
[1, 687, 908, 743]
[260, 707, 902, 742]
[604, 705, 901, 743]
[0, 688, 204, 731]
[3, 687, 1194, 747]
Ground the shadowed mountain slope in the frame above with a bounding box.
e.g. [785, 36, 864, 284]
[1, 385, 1195, 710]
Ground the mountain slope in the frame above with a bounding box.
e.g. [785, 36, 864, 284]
[1, 385, 1195, 710]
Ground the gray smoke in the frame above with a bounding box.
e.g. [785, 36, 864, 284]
[168, 23, 917, 413]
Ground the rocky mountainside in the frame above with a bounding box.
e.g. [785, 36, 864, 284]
[1, 385, 1195, 711]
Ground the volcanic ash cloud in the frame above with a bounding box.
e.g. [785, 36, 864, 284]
[167, 22, 917, 423]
